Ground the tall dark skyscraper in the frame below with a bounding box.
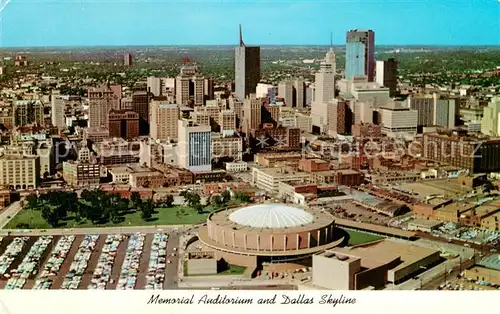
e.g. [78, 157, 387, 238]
[234, 25, 261, 100]
[346, 29, 375, 81]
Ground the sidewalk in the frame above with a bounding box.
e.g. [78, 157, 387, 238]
[1, 224, 192, 236]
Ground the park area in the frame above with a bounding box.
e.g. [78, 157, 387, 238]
[346, 229, 384, 246]
[5, 205, 215, 229]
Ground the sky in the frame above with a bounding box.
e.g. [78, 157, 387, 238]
[0, 0, 499, 47]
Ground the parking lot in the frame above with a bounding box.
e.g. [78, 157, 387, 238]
[0, 233, 178, 290]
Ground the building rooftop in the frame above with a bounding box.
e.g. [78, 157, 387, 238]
[228, 204, 314, 229]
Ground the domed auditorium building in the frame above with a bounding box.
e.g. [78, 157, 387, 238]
[198, 204, 344, 267]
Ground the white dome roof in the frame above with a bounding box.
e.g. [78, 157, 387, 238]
[229, 204, 314, 229]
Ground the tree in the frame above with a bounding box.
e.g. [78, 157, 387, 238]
[41, 205, 59, 227]
[212, 195, 223, 207]
[185, 192, 201, 208]
[165, 195, 175, 208]
[140, 199, 154, 220]
[221, 190, 231, 204]
[235, 191, 252, 203]
[131, 192, 142, 208]
[193, 203, 204, 214]
[25, 194, 38, 209]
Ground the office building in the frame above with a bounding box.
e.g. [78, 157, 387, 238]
[279, 78, 305, 109]
[124, 53, 133, 67]
[212, 133, 243, 161]
[147, 77, 164, 97]
[0, 150, 40, 190]
[375, 58, 398, 96]
[256, 83, 274, 98]
[311, 47, 336, 133]
[93, 138, 140, 165]
[63, 161, 100, 188]
[108, 109, 140, 139]
[351, 99, 373, 125]
[131, 90, 151, 136]
[262, 103, 281, 126]
[178, 119, 212, 172]
[346, 29, 375, 81]
[251, 126, 301, 151]
[278, 80, 294, 108]
[380, 105, 418, 136]
[481, 96, 500, 136]
[234, 25, 261, 100]
[328, 99, 351, 136]
[423, 132, 500, 173]
[175, 65, 206, 107]
[242, 94, 262, 134]
[88, 84, 122, 128]
[433, 95, 457, 129]
[51, 91, 65, 129]
[219, 110, 236, 136]
[150, 101, 180, 140]
[408, 94, 434, 128]
[13, 100, 44, 126]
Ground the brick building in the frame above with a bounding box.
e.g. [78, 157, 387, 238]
[108, 109, 140, 139]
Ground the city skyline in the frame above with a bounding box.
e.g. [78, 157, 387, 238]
[1, 0, 499, 47]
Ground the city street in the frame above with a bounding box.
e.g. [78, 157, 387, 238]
[164, 232, 180, 289]
[0, 201, 22, 229]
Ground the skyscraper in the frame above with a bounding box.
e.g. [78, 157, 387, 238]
[150, 101, 180, 140]
[278, 80, 294, 107]
[346, 29, 375, 81]
[88, 84, 121, 128]
[234, 25, 261, 100]
[131, 90, 152, 135]
[124, 53, 133, 67]
[108, 109, 140, 139]
[178, 119, 212, 172]
[13, 100, 44, 126]
[375, 58, 398, 97]
[51, 91, 65, 129]
[175, 65, 206, 107]
[481, 96, 500, 136]
[242, 94, 262, 134]
[311, 43, 336, 133]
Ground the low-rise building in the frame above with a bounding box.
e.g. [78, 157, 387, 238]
[62, 161, 100, 188]
[251, 166, 310, 193]
[225, 161, 248, 172]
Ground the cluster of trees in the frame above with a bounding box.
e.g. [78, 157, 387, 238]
[209, 190, 252, 208]
[24, 190, 160, 227]
[180, 191, 203, 214]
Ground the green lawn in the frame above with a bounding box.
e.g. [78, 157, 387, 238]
[5, 205, 216, 229]
[183, 262, 246, 277]
[346, 230, 384, 246]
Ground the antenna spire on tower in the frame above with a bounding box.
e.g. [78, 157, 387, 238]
[330, 32, 333, 51]
[239, 24, 245, 47]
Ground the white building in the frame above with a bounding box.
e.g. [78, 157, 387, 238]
[380, 105, 418, 137]
[225, 161, 248, 172]
[311, 48, 336, 133]
[51, 91, 65, 129]
[256, 83, 274, 98]
[433, 95, 456, 129]
[481, 96, 500, 136]
[178, 119, 212, 172]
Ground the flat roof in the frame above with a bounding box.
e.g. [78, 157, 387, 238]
[340, 240, 439, 272]
[335, 217, 417, 238]
[408, 218, 443, 228]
